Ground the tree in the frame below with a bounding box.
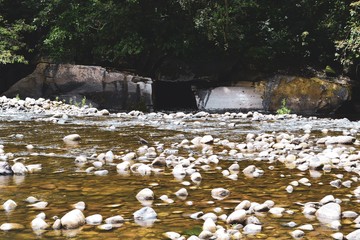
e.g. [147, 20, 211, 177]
[335, 1, 360, 74]
[0, 16, 34, 64]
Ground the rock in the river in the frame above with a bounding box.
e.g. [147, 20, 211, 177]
[0, 223, 25, 231]
[85, 214, 103, 225]
[315, 202, 341, 222]
[346, 229, 360, 240]
[203, 218, 217, 233]
[63, 134, 81, 143]
[52, 219, 61, 230]
[73, 201, 86, 211]
[3, 199, 17, 212]
[211, 188, 230, 200]
[31, 217, 49, 230]
[175, 188, 188, 198]
[136, 188, 154, 202]
[243, 224, 262, 234]
[316, 136, 355, 145]
[104, 215, 124, 224]
[226, 210, 247, 224]
[60, 209, 86, 229]
[133, 207, 157, 220]
[200, 135, 214, 144]
[11, 162, 28, 175]
[164, 231, 181, 240]
[0, 162, 13, 175]
[290, 229, 305, 238]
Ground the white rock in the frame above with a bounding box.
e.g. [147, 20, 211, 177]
[97, 224, 113, 231]
[319, 195, 335, 205]
[122, 152, 136, 161]
[243, 224, 262, 234]
[290, 229, 305, 238]
[200, 135, 214, 144]
[136, 188, 154, 202]
[211, 188, 230, 200]
[52, 219, 61, 230]
[190, 172, 202, 182]
[0, 223, 24, 231]
[85, 214, 103, 225]
[298, 224, 314, 231]
[105, 150, 114, 162]
[11, 162, 28, 175]
[63, 134, 81, 143]
[74, 156, 87, 163]
[316, 203, 341, 222]
[116, 161, 130, 172]
[226, 210, 247, 224]
[94, 170, 108, 176]
[25, 196, 38, 203]
[73, 201, 86, 210]
[269, 207, 285, 215]
[133, 207, 157, 220]
[175, 188, 188, 198]
[31, 218, 48, 230]
[3, 199, 17, 212]
[164, 232, 181, 239]
[29, 201, 48, 209]
[331, 232, 343, 240]
[60, 209, 86, 229]
[104, 215, 124, 224]
[346, 229, 360, 240]
[36, 212, 46, 220]
[203, 218, 217, 233]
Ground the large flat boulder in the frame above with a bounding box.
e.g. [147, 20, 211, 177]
[3, 63, 153, 111]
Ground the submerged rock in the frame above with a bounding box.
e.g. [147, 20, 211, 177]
[133, 207, 157, 221]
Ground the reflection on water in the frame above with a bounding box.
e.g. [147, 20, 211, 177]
[0, 112, 359, 239]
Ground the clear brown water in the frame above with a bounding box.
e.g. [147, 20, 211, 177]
[0, 113, 359, 239]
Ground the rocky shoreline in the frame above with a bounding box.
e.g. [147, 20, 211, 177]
[0, 96, 360, 239]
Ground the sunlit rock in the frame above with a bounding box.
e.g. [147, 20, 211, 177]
[11, 162, 28, 175]
[63, 134, 81, 144]
[136, 188, 154, 203]
[31, 217, 48, 230]
[203, 218, 216, 233]
[105, 215, 124, 224]
[243, 223, 262, 235]
[226, 210, 246, 224]
[0, 162, 13, 175]
[3, 199, 17, 212]
[0, 223, 25, 231]
[60, 209, 86, 229]
[316, 203, 341, 223]
[133, 206, 157, 221]
[86, 214, 103, 225]
[211, 188, 230, 200]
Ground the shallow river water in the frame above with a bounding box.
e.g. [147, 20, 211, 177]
[0, 111, 360, 239]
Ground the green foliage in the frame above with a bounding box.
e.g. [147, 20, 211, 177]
[1, 0, 359, 76]
[335, 1, 360, 72]
[0, 16, 34, 64]
[81, 96, 87, 108]
[15, 94, 20, 100]
[276, 99, 291, 115]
